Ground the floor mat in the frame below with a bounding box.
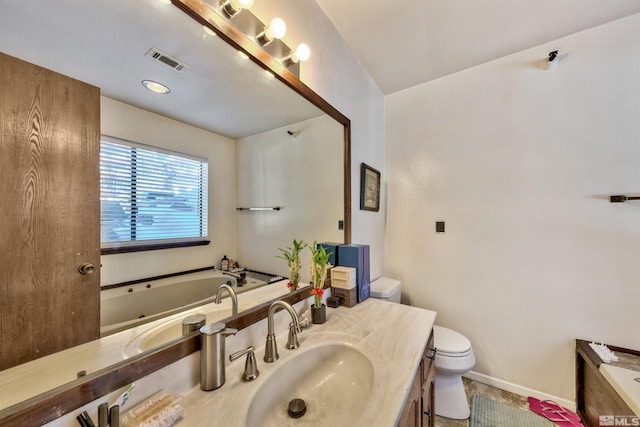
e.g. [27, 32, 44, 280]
[470, 395, 555, 427]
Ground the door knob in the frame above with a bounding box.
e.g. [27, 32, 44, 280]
[78, 263, 96, 274]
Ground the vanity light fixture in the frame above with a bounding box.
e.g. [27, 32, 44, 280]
[256, 17, 286, 46]
[221, 0, 254, 19]
[282, 43, 310, 65]
[141, 80, 170, 94]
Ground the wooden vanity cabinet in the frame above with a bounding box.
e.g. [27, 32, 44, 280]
[399, 329, 436, 427]
[576, 340, 637, 427]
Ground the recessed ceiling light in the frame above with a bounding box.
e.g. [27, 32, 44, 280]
[141, 80, 170, 94]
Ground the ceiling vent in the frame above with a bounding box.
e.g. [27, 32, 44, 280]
[145, 47, 190, 72]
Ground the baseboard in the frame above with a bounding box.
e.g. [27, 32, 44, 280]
[463, 370, 576, 411]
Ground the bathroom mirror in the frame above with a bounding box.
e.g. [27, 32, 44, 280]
[0, 0, 350, 421]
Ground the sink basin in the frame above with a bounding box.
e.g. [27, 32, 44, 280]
[123, 306, 235, 357]
[246, 342, 375, 426]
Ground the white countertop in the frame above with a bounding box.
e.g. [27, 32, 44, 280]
[180, 299, 437, 426]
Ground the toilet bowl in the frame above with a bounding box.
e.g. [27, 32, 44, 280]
[433, 325, 475, 420]
[369, 278, 475, 420]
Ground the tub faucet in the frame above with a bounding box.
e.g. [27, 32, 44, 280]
[215, 284, 238, 315]
[223, 271, 247, 286]
[264, 301, 301, 363]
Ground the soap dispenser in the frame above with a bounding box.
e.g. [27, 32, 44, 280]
[221, 255, 229, 271]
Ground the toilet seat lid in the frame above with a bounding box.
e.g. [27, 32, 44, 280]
[433, 325, 471, 354]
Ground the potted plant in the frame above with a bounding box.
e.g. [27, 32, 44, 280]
[276, 239, 307, 291]
[309, 242, 332, 324]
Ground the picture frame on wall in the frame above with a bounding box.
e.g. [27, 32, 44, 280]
[360, 163, 380, 212]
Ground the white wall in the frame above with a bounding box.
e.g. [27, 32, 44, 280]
[251, 0, 386, 279]
[100, 96, 237, 285]
[385, 14, 640, 401]
[236, 115, 344, 279]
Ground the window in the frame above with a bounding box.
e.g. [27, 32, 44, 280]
[100, 136, 208, 251]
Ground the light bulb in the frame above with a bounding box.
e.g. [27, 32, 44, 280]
[202, 25, 217, 37]
[221, 0, 253, 18]
[293, 43, 310, 62]
[283, 43, 311, 65]
[265, 17, 286, 40]
[229, 0, 254, 10]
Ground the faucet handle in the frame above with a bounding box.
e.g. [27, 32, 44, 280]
[229, 346, 259, 381]
[286, 322, 300, 349]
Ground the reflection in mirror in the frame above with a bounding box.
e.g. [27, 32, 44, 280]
[0, 0, 349, 418]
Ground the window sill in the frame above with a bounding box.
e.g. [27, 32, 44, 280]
[101, 240, 210, 255]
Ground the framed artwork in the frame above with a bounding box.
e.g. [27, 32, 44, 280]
[360, 163, 380, 212]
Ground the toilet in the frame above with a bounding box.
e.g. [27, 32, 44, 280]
[370, 277, 476, 420]
[432, 325, 475, 419]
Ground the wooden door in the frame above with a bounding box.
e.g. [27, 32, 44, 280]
[0, 52, 100, 370]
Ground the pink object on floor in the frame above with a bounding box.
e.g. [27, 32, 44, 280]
[528, 397, 584, 426]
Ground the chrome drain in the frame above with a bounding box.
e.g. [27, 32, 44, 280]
[288, 398, 307, 418]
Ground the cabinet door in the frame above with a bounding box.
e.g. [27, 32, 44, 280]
[0, 52, 100, 370]
[421, 330, 436, 427]
[422, 363, 436, 427]
[398, 367, 422, 427]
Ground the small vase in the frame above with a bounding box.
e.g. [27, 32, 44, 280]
[311, 304, 326, 324]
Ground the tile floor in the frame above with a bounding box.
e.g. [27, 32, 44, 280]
[435, 378, 530, 427]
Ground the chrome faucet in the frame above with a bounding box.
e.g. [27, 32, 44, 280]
[264, 301, 301, 363]
[215, 284, 238, 315]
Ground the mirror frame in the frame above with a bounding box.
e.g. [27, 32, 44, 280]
[0, 0, 351, 424]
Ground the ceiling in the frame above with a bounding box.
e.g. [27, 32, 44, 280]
[0, 0, 322, 139]
[315, 0, 640, 95]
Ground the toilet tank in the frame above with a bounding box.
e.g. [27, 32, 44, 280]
[370, 277, 402, 303]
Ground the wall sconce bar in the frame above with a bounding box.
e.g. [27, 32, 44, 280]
[236, 207, 281, 211]
[610, 195, 640, 203]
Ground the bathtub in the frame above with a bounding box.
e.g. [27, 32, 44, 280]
[100, 269, 271, 335]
